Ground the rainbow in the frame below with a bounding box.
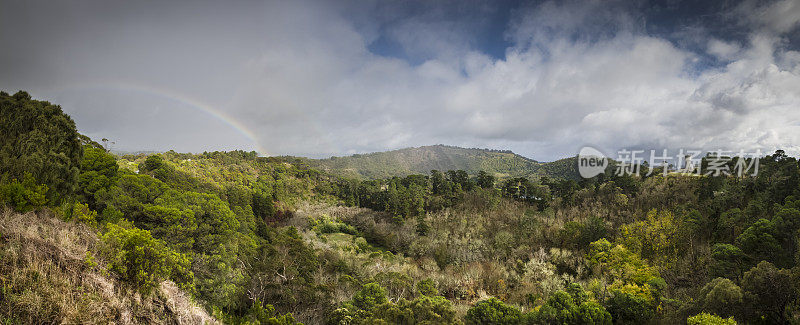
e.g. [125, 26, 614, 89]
[54, 81, 269, 156]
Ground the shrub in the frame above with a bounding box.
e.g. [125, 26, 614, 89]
[606, 290, 654, 324]
[352, 283, 388, 310]
[698, 278, 742, 318]
[417, 278, 438, 296]
[465, 297, 521, 325]
[0, 91, 82, 203]
[0, 173, 48, 212]
[687, 312, 737, 325]
[69, 202, 98, 226]
[101, 223, 194, 294]
[525, 284, 611, 325]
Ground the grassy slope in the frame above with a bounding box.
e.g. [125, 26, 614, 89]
[0, 208, 215, 324]
[304, 144, 579, 180]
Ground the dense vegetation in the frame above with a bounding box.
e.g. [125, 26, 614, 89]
[2, 91, 800, 324]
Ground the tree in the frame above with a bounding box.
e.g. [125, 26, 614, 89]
[735, 219, 783, 265]
[740, 261, 795, 323]
[140, 155, 165, 173]
[717, 208, 750, 242]
[0, 91, 82, 202]
[465, 298, 521, 325]
[352, 283, 388, 311]
[77, 146, 119, 208]
[431, 170, 446, 195]
[374, 295, 458, 324]
[526, 283, 611, 325]
[417, 279, 438, 297]
[101, 223, 194, 294]
[710, 244, 747, 279]
[698, 278, 742, 318]
[477, 171, 496, 189]
[0, 173, 48, 212]
[605, 290, 654, 324]
[686, 312, 737, 325]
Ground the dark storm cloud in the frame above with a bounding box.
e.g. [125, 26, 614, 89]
[1, 0, 799, 159]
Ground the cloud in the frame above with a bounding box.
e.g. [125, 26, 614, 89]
[2, 0, 799, 160]
[226, 0, 800, 160]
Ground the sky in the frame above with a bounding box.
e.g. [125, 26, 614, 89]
[1, 0, 799, 161]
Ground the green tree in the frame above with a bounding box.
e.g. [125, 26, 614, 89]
[710, 244, 747, 279]
[0, 91, 82, 202]
[417, 279, 438, 297]
[77, 146, 119, 208]
[477, 171, 496, 189]
[352, 282, 388, 310]
[373, 295, 459, 324]
[0, 173, 48, 212]
[526, 284, 611, 325]
[605, 290, 654, 324]
[686, 312, 737, 325]
[465, 298, 521, 325]
[735, 219, 783, 265]
[101, 223, 194, 294]
[740, 261, 795, 323]
[698, 278, 742, 318]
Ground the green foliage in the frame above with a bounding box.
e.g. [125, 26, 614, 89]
[698, 278, 742, 318]
[417, 278, 438, 296]
[710, 244, 747, 278]
[739, 261, 795, 323]
[687, 313, 737, 325]
[312, 215, 359, 235]
[77, 146, 118, 207]
[525, 283, 611, 325]
[465, 298, 521, 325]
[477, 170, 496, 189]
[352, 283, 388, 310]
[587, 239, 661, 292]
[0, 91, 82, 202]
[214, 300, 301, 325]
[374, 295, 459, 324]
[250, 302, 301, 325]
[561, 217, 609, 249]
[68, 202, 98, 226]
[101, 223, 194, 294]
[605, 290, 654, 324]
[140, 155, 165, 173]
[735, 219, 783, 265]
[333, 286, 459, 325]
[0, 173, 48, 212]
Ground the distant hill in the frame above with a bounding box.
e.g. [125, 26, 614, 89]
[305, 144, 580, 180]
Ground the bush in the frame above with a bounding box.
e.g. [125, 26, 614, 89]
[698, 278, 742, 318]
[101, 223, 194, 294]
[606, 290, 654, 324]
[352, 283, 388, 310]
[0, 91, 82, 203]
[68, 202, 97, 226]
[0, 173, 48, 212]
[686, 312, 737, 325]
[465, 298, 521, 325]
[417, 278, 438, 296]
[525, 284, 611, 325]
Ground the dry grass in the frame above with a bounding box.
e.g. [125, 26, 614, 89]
[0, 208, 217, 324]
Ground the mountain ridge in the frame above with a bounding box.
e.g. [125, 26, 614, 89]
[302, 144, 579, 180]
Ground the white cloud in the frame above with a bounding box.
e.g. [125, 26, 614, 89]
[228, 0, 800, 160]
[4, 0, 800, 160]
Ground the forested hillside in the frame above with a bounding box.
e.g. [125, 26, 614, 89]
[2, 91, 800, 324]
[304, 145, 580, 181]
